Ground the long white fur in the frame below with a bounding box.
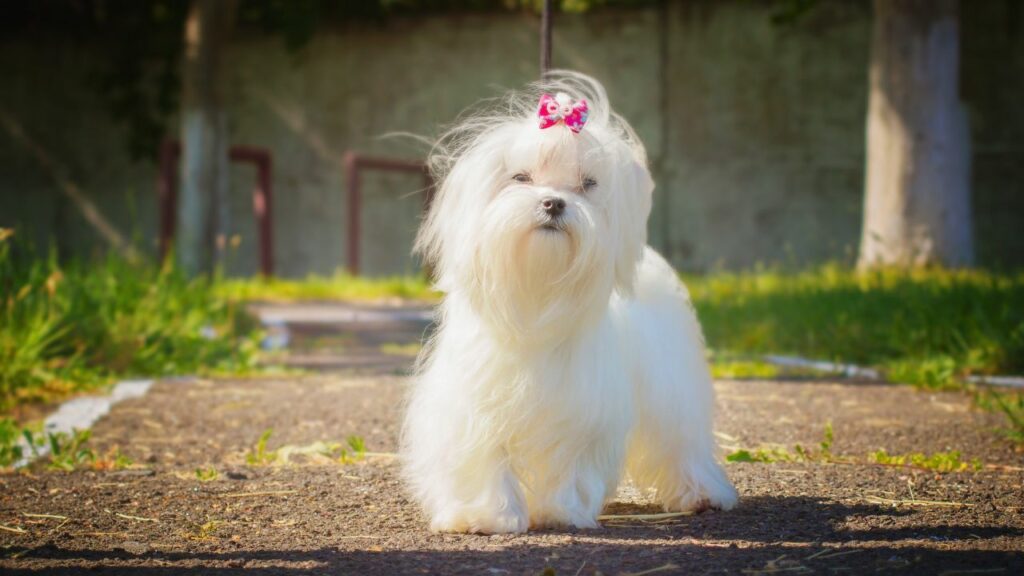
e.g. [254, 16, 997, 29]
[401, 71, 738, 534]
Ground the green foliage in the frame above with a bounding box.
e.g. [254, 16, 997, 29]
[819, 421, 833, 457]
[0, 417, 26, 467]
[3, 426, 133, 471]
[246, 428, 278, 466]
[0, 229, 260, 412]
[217, 272, 437, 302]
[726, 424, 984, 472]
[709, 357, 781, 380]
[687, 264, 1024, 389]
[337, 435, 367, 464]
[975, 390, 1024, 444]
[725, 447, 796, 464]
[870, 449, 982, 473]
[41, 429, 97, 471]
[194, 466, 220, 482]
[726, 423, 835, 464]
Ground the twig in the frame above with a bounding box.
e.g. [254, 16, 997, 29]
[622, 563, 679, 576]
[741, 568, 811, 575]
[812, 549, 864, 560]
[47, 518, 71, 536]
[598, 512, 693, 522]
[865, 495, 973, 508]
[220, 489, 298, 499]
[0, 524, 27, 534]
[21, 513, 68, 520]
[115, 513, 160, 523]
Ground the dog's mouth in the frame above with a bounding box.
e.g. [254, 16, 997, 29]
[536, 217, 567, 233]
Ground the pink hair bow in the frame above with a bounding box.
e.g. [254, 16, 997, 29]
[537, 92, 589, 133]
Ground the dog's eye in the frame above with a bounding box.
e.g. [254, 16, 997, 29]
[512, 173, 532, 184]
[581, 177, 598, 192]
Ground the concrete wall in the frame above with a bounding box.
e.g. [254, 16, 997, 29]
[1, 1, 1021, 276]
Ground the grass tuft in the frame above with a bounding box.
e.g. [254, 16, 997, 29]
[0, 229, 260, 413]
[245, 428, 278, 466]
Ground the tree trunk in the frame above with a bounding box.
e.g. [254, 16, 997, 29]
[177, 0, 237, 276]
[858, 0, 973, 269]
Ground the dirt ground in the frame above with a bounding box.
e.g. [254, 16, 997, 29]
[2, 302, 1022, 575]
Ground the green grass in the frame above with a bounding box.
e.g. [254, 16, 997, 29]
[216, 272, 437, 302]
[0, 418, 133, 471]
[1, 229, 260, 413]
[224, 263, 1024, 388]
[245, 428, 278, 466]
[5, 220, 1022, 443]
[974, 390, 1024, 444]
[687, 264, 1024, 388]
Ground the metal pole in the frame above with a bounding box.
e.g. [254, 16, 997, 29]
[344, 152, 362, 275]
[540, 0, 552, 76]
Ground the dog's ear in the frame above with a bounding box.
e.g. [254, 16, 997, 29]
[415, 142, 494, 293]
[611, 158, 654, 296]
[415, 167, 462, 293]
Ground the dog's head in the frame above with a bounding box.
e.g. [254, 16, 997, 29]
[417, 72, 653, 338]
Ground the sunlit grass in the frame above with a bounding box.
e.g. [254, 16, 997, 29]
[222, 263, 1024, 388]
[5, 216, 1022, 433]
[215, 272, 437, 302]
[0, 229, 260, 414]
[687, 263, 1024, 389]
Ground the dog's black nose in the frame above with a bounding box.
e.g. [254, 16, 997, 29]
[541, 197, 566, 217]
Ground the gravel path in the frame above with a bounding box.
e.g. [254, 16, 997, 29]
[1, 302, 1022, 575]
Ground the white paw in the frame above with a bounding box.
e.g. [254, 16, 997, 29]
[530, 510, 601, 530]
[430, 509, 528, 534]
[662, 482, 738, 513]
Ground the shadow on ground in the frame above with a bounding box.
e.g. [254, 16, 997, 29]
[4, 496, 1022, 574]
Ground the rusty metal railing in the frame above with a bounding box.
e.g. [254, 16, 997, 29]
[157, 140, 274, 276]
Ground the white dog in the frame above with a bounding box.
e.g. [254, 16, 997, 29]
[401, 72, 737, 534]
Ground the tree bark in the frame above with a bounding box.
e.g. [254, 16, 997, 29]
[177, 0, 237, 276]
[858, 0, 973, 269]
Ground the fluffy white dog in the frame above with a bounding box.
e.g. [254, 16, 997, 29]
[401, 72, 737, 534]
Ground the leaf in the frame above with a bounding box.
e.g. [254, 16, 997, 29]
[726, 450, 756, 463]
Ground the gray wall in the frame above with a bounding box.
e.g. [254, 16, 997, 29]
[1, 1, 1021, 276]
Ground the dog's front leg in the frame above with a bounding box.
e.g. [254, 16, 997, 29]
[425, 449, 529, 534]
[527, 439, 624, 530]
[403, 389, 529, 533]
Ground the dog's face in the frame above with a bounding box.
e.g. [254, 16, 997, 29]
[418, 85, 653, 338]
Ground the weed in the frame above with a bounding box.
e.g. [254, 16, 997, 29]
[727, 423, 838, 464]
[818, 422, 834, 457]
[42, 429, 94, 470]
[725, 423, 983, 472]
[871, 449, 982, 472]
[0, 418, 25, 467]
[337, 435, 367, 464]
[194, 467, 219, 482]
[974, 390, 1024, 444]
[92, 446, 133, 471]
[725, 447, 797, 464]
[246, 429, 278, 466]
[183, 519, 223, 541]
